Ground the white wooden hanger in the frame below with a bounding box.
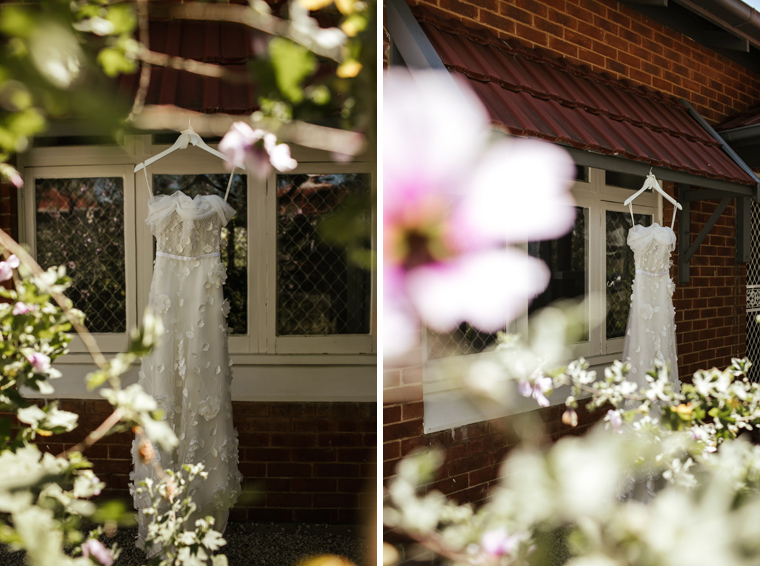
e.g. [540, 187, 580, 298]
[623, 169, 682, 229]
[134, 123, 245, 200]
[134, 123, 246, 174]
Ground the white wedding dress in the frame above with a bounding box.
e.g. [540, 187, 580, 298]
[622, 222, 679, 390]
[131, 190, 242, 549]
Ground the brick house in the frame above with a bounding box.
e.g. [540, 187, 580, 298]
[384, 0, 760, 508]
[1, 11, 376, 524]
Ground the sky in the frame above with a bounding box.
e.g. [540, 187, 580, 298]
[744, 0, 760, 9]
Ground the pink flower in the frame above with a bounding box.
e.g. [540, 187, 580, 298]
[81, 539, 114, 566]
[518, 373, 553, 407]
[481, 528, 520, 556]
[606, 409, 623, 433]
[383, 70, 576, 358]
[219, 122, 297, 179]
[9, 171, 22, 188]
[12, 302, 30, 315]
[27, 352, 50, 372]
[0, 255, 19, 282]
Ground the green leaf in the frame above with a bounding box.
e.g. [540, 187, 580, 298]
[105, 5, 136, 35]
[268, 37, 316, 104]
[92, 500, 135, 525]
[0, 6, 36, 38]
[97, 47, 136, 78]
[86, 370, 109, 390]
[7, 108, 45, 138]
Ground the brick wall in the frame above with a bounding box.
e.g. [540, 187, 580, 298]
[0, 178, 18, 241]
[384, 359, 601, 504]
[405, 0, 760, 123]
[664, 193, 747, 380]
[35, 400, 376, 524]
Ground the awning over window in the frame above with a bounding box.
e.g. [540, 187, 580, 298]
[720, 105, 760, 130]
[414, 10, 756, 188]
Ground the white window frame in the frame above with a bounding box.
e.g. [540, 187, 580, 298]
[17, 135, 377, 359]
[423, 166, 661, 432]
[21, 164, 137, 353]
[265, 163, 376, 355]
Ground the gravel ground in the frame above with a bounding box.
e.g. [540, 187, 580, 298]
[0, 522, 369, 566]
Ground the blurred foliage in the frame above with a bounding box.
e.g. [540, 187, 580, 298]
[386, 303, 760, 565]
[0, 0, 136, 167]
[0, 242, 227, 564]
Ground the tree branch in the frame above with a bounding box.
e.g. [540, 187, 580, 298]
[58, 407, 125, 458]
[130, 105, 367, 158]
[0, 229, 109, 372]
[167, 3, 343, 62]
[128, 0, 152, 122]
[136, 48, 250, 83]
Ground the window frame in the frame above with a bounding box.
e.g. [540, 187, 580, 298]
[22, 164, 138, 353]
[18, 135, 377, 359]
[265, 163, 376, 355]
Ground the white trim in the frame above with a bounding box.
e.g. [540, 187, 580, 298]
[27, 362, 376, 402]
[265, 162, 376, 355]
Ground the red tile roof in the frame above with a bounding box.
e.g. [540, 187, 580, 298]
[117, 20, 258, 115]
[416, 10, 756, 186]
[718, 104, 760, 130]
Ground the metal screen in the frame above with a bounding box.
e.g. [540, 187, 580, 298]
[35, 177, 126, 333]
[746, 200, 760, 381]
[276, 173, 371, 336]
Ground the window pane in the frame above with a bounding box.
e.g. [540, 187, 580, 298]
[606, 210, 652, 340]
[427, 325, 501, 360]
[153, 174, 248, 335]
[276, 173, 371, 336]
[529, 207, 588, 313]
[35, 177, 126, 333]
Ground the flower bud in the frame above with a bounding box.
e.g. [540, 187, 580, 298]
[562, 409, 578, 427]
[138, 438, 156, 463]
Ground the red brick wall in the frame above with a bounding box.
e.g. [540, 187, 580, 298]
[405, 0, 760, 123]
[383, 362, 601, 504]
[36, 400, 376, 524]
[665, 193, 747, 380]
[0, 178, 18, 241]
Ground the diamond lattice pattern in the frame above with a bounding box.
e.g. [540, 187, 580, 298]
[35, 177, 126, 333]
[276, 173, 371, 336]
[745, 200, 760, 381]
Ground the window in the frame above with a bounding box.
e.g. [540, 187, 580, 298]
[23, 165, 137, 352]
[20, 137, 375, 360]
[423, 167, 659, 432]
[268, 167, 374, 354]
[276, 173, 371, 337]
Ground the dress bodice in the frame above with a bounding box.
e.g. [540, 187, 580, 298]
[146, 192, 236, 258]
[627, 223, 676, 274]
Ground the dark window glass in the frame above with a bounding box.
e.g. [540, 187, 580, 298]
[276, 173, 371, 335]
[35, 177, 126, 333]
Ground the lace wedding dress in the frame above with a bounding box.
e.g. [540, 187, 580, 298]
[622, 222, 679, 390]
[131, 190, 242, 549]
